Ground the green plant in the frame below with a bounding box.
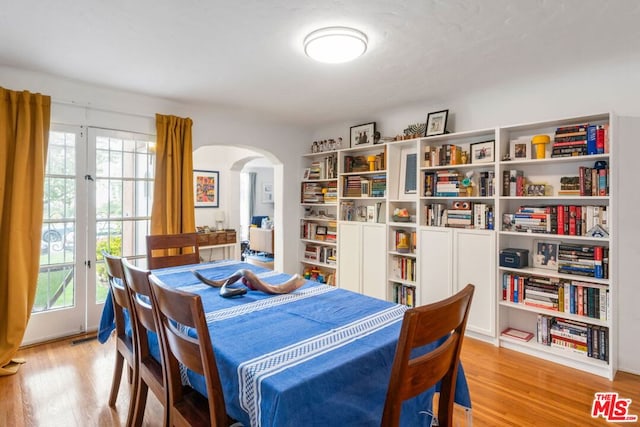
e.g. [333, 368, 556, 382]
[95, 236, 122, 284]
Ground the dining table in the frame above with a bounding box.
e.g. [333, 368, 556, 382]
[99, 259, 471, 426]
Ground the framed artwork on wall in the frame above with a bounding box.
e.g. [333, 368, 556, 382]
[262, 183, 274, 203]
[194, 169, 219, 208]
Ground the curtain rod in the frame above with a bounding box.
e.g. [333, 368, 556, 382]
[52, 97, 156, 120]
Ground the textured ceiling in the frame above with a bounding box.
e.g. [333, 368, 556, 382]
[2, 0, 640, 127]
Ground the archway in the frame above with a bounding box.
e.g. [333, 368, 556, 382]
[192, 145, 284, 272]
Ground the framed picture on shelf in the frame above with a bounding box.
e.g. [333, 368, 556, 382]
[425, 109, 448, 136]
[470, 140, 495, 164]
[360, 179, 370, 196]
[525, 183, 547, 197]
[194, 169, 219, 208]
[303, 168, 311, 180]
[532, 240, 559, 270]
[316, 225, 327, 235]
[509, 139, 531, 160]
[398, 146, 417, 200]
[350, 122, 376, 148]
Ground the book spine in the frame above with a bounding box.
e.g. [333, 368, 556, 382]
[596, 125, 605, 154]
[586, 125, 597, 155]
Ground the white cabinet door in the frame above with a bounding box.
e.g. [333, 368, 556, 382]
[337, 222, 362, 293]
[419, 227, 453, 305]
[453, 229, 496, 337]
[338, 222, 386, 299]
[361, 223, 386, 300]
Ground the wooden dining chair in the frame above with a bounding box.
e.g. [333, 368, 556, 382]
[102, 250, 138, 427]
[121, 258, 168, 427]
[148, 273, 233, 427]
[381, 284, 475, 427]
[146, 232, 201, 270]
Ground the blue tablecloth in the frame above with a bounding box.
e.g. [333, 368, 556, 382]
[100, 260, 471, 426]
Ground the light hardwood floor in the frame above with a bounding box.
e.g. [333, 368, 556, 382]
[1, 334, 638, 426]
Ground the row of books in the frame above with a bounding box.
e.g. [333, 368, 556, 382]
[300, 221, 337, 242]
[301, 182, 325, 203]
[308, 154, 337, 180]
[537, 315, 609, 362]
[501, 273, 610, 321]
[343, 175, 364, 197]
[423, 144, 466, 167]
[502, 204, 609, 237]
[557, 243, 608, 279]
[303, 244, 337, 265]
[578, 165, 608, 196]
[323, 181, 338, 203]
[391, 283, 415, 308]
[342, 175, 387, 198]
[369, 174, 387, 197]
[390, 255, 416, 282]
[551, 123, 609, 158]
[424, 203, 494, 229]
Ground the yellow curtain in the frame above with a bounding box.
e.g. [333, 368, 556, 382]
[0, 87, 51, 376]
[150, 114, 196, 235]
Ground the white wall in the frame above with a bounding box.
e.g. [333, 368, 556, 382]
[246, 166, 275, 219]
[312, 60, 640, 375]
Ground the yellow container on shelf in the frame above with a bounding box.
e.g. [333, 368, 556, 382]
[531, 134, 551, 159]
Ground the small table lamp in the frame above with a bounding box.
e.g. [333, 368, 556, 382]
[214, 210, 225, 231]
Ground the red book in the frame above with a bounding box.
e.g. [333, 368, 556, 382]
[569, 205, 577, 235]
[501, 327, 534, 342]
[596, 126, 605, 154]
[577, 286, 584, 316]
[557, 205, 565, 235]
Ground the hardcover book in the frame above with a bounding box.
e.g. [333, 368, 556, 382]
[501, 327, 534, 342]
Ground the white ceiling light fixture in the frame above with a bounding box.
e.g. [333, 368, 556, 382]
[304, 26, 368, 64]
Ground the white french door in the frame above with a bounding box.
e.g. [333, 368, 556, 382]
[23, 125, 154, 345]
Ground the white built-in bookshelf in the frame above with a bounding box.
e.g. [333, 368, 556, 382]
[299, 112, 617, 379]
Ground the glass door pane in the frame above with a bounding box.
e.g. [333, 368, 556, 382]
[23, 125, 86, 344]
[89, 128, 154, 327]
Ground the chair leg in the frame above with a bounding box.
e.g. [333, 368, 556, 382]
[123, 369, 139, 427]
[131, 380, 149, 427]
[109, 352, 124, 407]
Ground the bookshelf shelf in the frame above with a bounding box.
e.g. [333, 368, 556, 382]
[499, 231, 610, 243]
[302, 216, 337, 222]
[389, 277, 416, 286]
[300, 238, 337, 246]
[499, 336, 610, 370]
[300, 259, 337, 269]
[502, 153, 609, 166]
[498, 266, 610, 285]
[498, 301, 609, 327]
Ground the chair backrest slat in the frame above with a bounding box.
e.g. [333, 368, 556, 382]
[146, 232, 200, 270]
[381, 283, 474, 427]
